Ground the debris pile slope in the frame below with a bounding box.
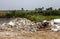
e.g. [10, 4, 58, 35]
[0, 18, 40, 32]
[1, 18, 60, 32]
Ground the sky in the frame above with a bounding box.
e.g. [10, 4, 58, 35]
[0, 0, 60, 10]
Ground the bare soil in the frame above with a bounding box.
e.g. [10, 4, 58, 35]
[0, 30, 60, 39]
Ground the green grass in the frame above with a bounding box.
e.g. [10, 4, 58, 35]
[0, 11, 60, 21]
[26, 15, 60, 21]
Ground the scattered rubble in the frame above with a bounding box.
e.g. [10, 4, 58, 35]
[0, 18, 39, 32]
[50, 19, 60, 31]
[0, 18, 60, 32]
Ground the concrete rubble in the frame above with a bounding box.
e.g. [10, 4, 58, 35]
[0, 18, 39, 32]
[0, 18, 60, 32]
[50, 19, 60, 31]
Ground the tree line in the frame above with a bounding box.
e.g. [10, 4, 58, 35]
[0, 7, 60, 21]
[6, 7, 60, 17]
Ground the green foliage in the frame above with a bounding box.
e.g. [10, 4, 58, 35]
[0, 8, 60, 21]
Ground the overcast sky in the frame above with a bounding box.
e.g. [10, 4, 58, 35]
[0, 0, 60, 10]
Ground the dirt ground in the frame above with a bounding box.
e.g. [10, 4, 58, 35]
[0, 30, 60, 39]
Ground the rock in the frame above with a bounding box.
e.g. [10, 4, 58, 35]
[50, 19, 60, 31]
[54, 19, 60, 23]
[51, 24, 60, 31]
[8, 21, 15, 26]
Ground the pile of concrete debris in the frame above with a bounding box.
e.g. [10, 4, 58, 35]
[0, 18, 60, 32]
[50, 19, 60, 31]
[0, 18, 50, 32]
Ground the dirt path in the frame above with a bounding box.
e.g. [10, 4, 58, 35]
[0, 31, 60, 39]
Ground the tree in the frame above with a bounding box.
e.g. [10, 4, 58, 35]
[21, 8, 24, 11]
[58, 8, 60, 10]
[46, 7, 53, 10]
[11, 10, 16, 17]
[35, 8, 38, 11]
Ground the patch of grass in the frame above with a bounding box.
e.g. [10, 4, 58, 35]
[27, 15, 60, 21]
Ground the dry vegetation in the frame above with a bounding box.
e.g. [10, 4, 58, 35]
[0, 12, 7, 18]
